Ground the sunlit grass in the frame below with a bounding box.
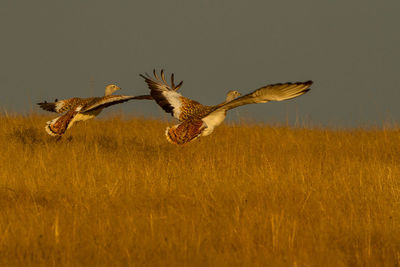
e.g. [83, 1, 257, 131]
[0, 114, 399, 266]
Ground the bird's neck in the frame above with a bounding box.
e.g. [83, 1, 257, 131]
[225, 92, 239, 103]
[104, 88, 114, 96]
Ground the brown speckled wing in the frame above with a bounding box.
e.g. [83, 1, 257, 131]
[178, 97, 215, 121]
[141, 70, 209, 121]
[37, 97, 82, 114]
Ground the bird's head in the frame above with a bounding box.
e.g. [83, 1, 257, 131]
[225, 90, 241, 102]
[105, 84, 121, 96]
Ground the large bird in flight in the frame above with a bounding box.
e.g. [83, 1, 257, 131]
[37, 84, 152, 137]
[141, 70, 312, 145]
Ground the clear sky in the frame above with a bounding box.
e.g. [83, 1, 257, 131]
[1, 0, 399, 127]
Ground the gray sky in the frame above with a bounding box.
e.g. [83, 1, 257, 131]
[1, 0, 399, 127]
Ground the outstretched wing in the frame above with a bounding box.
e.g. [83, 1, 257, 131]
[37, 98, 82, 113]
[81, 95, 153, 113]
[202, 81, 312, 129]
[216, 81, 312, 111]
[140, 69, 203, 121]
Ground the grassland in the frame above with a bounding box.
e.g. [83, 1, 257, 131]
[0, 113, 399, 266]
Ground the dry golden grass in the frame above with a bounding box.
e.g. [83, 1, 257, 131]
[0, 113, 399, 266]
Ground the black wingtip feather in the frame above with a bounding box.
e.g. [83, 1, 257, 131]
[175, 81, 183, 91]
[304, 80, 313, 86]
[37, 101, 57, 113]
[140, 69, 183, 92]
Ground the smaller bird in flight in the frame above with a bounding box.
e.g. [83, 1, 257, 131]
[141, 70, 312, 145]
[37, 84, 152, 137]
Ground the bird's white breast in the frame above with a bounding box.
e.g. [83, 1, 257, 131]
[68, 109, 103, 129]
[74, 113, 95, 121]
[201, 110, 227, 136]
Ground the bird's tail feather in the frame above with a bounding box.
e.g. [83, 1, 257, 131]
[165, 120, 206, 145]
[45, 117, 62, 136]
[44, 110, 78, 137]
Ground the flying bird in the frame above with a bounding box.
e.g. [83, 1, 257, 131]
[140, 70, 312, 145]
[37, 84, 152, 137]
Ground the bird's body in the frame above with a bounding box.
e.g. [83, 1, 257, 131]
[141, 70, 312, 144]
[38, 84, 152, 136]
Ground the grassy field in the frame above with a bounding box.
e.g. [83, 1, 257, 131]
[0, 113, 399, 266]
